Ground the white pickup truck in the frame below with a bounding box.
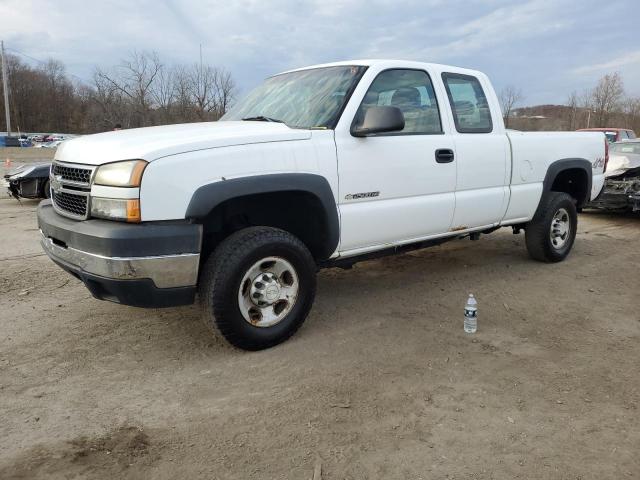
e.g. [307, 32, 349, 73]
[38, 60, 607, 350]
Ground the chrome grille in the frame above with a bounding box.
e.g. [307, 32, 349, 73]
[52, 163, 92, 185]
[51, 161, 94, 220]
[52, 190, 88, 217]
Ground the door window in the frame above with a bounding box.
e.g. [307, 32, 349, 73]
[354, 69, 442, 134]
[442, 73, 492, 133]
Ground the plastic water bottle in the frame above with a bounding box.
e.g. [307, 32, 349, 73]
[464, 294, 478, 333]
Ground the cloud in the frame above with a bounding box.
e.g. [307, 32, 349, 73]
[1, 0, 639, 104]
[572, 50, 640, 75]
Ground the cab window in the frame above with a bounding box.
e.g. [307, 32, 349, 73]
[354, 69, 442, 134]
[442, 73, 492, 133]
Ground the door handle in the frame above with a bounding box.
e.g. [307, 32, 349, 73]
[435, 149, 455, 163]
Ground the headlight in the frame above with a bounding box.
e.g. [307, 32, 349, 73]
[94, 160, 147, 187]
[91, 198, 141, 222]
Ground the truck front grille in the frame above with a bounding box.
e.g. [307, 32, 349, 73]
[52, 190, 88, 218]
[50, 161, 94, 220]
[52, 164, 93, 185]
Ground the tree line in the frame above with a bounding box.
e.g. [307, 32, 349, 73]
[2, 51, 639, 135]
[0, 50, 236, 134]
[500, 72, 640, 133]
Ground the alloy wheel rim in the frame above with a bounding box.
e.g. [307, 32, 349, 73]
[237, 256, 299, 328]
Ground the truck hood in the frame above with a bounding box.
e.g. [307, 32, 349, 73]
[54, 121, 311, 166]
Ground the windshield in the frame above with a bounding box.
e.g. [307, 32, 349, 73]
[221, 66, 367, 129]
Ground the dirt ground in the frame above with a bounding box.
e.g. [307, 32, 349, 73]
[1, 147, 639, 479]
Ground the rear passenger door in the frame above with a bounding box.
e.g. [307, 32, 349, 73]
[441, 73, 510, 229]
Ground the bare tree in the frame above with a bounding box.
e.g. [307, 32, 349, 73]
[589, 72, 624, 127]
[188, 62, 216, 120]
[151, 65, 176, 124]
[172, 65, 195, 122]
[185, 64, 236, 121]
[94, 51, 162, 127]
[92, 69, 131, 129]
[212, 68, 236, 118]
[499, 86, 523, 128]
[4, 50, 236, 133]
[623, 97, 640, 132]
[565, 91, 580, 130]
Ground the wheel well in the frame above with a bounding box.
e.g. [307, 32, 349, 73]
[199, 191, 332, 262]
[550, 168, 589, 207]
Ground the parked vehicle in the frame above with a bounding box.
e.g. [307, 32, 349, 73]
[577, 128, 636, 143]
[4, 163, 51, 199]
[37, 60, 607, 350]
[587, 140, 640, 212]
[0, 136, 20, 147]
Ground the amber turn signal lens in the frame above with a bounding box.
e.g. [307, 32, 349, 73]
[129, 161, 147, 187]
[126, 199, 141, 223]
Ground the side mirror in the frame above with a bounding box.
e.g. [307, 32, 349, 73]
[351, 106, 405, 137]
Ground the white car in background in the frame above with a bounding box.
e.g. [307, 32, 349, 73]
[588, 140, 640, 211]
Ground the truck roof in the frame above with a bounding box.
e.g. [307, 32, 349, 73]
[278, 59, 485, 78]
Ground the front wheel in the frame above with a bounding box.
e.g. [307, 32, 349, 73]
[199, 227, 317, 350]
[525, 192, 577, 262]
[42, 179, 51, 199]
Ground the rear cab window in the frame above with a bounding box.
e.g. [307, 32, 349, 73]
[442, 73, 492, 133]
[605, 132, 618, 143]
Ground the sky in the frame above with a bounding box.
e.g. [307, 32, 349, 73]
[2, 0, 639, 106]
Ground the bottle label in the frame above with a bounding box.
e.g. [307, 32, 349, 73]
[464, 308, 477, 318]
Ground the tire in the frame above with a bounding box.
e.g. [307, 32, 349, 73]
[42, 179, 51, 199]
[199, 226, 317, 351]
[525, 192, 577, 263]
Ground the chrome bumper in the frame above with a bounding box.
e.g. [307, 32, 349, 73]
[40, 231, 199, 289]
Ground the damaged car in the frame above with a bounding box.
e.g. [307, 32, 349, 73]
[587, 140, 640, 212]
[4, 163, 51, 200]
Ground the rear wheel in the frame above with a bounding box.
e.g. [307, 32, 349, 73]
[199, 227, 317, 350]
[525, 192, 577, 262]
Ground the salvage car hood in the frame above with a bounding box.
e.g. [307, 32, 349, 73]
[605, 153, 640, 178]
[4, 162, 51, 179]
[54, 121, 312, 166]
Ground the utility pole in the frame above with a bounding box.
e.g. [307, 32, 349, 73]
[1, 40, 11, 136]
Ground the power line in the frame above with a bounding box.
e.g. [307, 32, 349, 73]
[5, 46, 90, 84]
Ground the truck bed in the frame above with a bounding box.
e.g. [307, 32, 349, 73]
[503, 130, 606, 223]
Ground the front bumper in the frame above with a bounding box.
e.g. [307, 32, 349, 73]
[588, 179, 640, 212]
[38, 201, 202, 307]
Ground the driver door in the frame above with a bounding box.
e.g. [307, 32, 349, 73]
[334, 68, 457, 254]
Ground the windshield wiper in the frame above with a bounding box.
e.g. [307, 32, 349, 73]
[241, 115, 285, 124]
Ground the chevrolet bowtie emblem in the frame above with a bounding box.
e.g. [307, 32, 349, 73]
[50, 175, 63, 191]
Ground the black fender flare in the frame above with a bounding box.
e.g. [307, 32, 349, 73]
[541, 158, 592, 208]
[185, 173, 339, 259]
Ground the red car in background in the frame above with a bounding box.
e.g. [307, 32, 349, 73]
[577, 128, 636, 143]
